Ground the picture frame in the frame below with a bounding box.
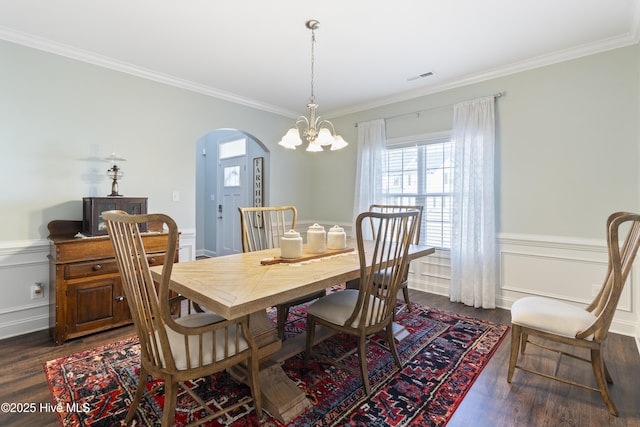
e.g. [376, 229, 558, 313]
[253, 157, 264, 227]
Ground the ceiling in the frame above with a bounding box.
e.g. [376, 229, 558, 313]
[0, 0, 638, 118]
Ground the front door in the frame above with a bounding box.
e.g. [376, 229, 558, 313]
[216, 155, 247, 256]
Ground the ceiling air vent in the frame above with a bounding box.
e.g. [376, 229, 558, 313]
[407, 71, 434, 82]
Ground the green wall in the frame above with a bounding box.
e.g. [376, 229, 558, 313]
[0, 38, 638, 243]
[318, 44, 640, 239]
[0, 38, 311, 241]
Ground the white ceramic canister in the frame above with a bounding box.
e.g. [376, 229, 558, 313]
[327, 225, 346, 250]
[280, 229, 303, 259]
[307, 223, 326, 253]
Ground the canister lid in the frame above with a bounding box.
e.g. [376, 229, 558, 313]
[283, 229, 301, 238]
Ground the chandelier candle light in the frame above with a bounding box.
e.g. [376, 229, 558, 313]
[105, 153, 126, 196]
[278, 20, 348, 152]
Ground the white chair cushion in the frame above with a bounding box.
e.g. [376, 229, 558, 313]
[511, 296, 597, 341]
[372, 268, 392, 287]
[158, 312, 250, 370]
[307, 289, 383, 327]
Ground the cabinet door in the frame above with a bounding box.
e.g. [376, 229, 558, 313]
[122, 200, 145, 215]
[113, 277, 133, 323]
[120, 199, 147, 231]
[95, 200, 118, 235]
[66, 278, 130, 336]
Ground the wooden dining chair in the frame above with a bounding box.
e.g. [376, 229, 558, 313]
[369, 204, 423, 313]
[103, 210, 262, 426]
[239, 205, 327, 339]
[304, 209, 419, 395]
[508, 211, 640, 416]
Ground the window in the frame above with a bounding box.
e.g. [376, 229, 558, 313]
[381, 135, 453, 249]
[219, 138, 246, 159]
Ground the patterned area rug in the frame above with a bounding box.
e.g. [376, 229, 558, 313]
[44, 302, 508, 426]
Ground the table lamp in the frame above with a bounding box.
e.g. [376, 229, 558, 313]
[105, 153, 126, 196]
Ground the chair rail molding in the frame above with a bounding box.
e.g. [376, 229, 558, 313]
[0, 229, 196, 341]
[408, 232, 637, 340]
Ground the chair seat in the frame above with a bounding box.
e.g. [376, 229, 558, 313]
[307, 289, 382, 327]
[160, 312, 249, 370]
[511, 296, 596, 340]
[373, 267, 394, 287]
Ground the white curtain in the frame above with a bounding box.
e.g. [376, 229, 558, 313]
[450, 96, 497, 308]
[353, 119, 386, 237]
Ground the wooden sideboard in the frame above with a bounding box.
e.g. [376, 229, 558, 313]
[48, 220, 178, 345]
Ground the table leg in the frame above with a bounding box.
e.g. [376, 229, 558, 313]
[229, 310, 312, 423]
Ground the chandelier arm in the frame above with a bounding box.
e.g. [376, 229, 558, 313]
[316, 119, 337, 135]
[296, 115, 310, 128]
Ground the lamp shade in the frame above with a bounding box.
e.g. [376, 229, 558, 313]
[330, 135, 348, 151]
[306, 142, 323, 152]
[315, 127, 334, 146]
[278, 128, 302, 149]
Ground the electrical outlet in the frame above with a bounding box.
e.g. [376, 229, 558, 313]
[31, 282, 44, 300]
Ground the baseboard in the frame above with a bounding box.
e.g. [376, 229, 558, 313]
[0, 284, 50, 341]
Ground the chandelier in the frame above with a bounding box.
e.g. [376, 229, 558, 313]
[278, 20, 348, 152]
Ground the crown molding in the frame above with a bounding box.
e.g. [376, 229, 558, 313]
[326, 32, 640, 118]
[0, 26, 299, 119]
[1, 24, 638, 121]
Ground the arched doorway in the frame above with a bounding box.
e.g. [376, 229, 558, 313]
[195, 129, 269, 258]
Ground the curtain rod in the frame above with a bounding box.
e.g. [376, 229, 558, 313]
[355, 91, 504, 127]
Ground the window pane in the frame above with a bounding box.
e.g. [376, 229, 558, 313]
[219, 138, 246, 159]
[382, 139, 453, 249]
[223, 166, 240, 187]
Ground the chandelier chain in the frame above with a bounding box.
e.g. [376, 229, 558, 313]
[309, 28, 316, 104]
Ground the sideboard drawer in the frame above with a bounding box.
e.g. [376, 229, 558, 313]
[65, 254, 167, 280]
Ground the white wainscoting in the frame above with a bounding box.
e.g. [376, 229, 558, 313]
[0, 239, 51, 340]
[408, 233, 639, 340]
[2, 230, 637, 345]
[0, 229, 196, 341]
[178, 229, 196, 263]
[408, 248, 451, 297]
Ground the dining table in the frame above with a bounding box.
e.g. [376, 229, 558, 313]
[150, 239, 434, 423]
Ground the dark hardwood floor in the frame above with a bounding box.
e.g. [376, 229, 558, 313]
[0, 290, 638, 426]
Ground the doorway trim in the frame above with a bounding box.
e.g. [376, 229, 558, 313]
[195, 129, 269, 258]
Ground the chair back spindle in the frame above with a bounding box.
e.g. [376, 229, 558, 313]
[239, 205, 297, 252]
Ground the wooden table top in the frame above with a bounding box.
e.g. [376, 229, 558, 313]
[151, 240, 434, 320]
